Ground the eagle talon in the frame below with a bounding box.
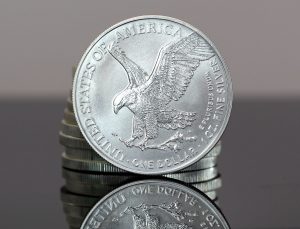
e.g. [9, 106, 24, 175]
[138, 144, 145, 151]
[120, 137, 136, 147]
[136, 138, 148, 151]
[125, 139, 135, 147]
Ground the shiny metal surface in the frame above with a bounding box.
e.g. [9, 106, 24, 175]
[59, 131, 91, 149]
[62, 151, 218, 172]
[65, 181, 116, 197]
[62, 153, 126, 173]
[62, 168, 135, 184]
[61, 120, 83, 138]
[65, 147, 105, 161]
[64, 108, 77, 125]
[63, 204, 90, 218]
[163, 167, 218, 182]
[80, 179, 230, 229]
[67, 98, 73, 112]
[191, 177, 222, 192]
[60, 187, 100, 207]
[73, 15, 232, 174]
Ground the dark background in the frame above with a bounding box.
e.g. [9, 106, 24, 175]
[0, 0, 300, 228]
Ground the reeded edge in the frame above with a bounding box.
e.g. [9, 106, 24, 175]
[73, 15, 233, 175]
[80, 179, 230, 229]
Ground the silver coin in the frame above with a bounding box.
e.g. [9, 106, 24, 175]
[67, 97, 73, 112]
[65, 148, 106, 161]
[61, 120, 84, 138]
[204, 141, 221, 158]
[62, 168, 135, 185]
[191, 176, 222, 192]
[80, 179, 230, 229]
[64, 108, 77, 125]
[180, 156, 217, 171]
[73, 15, 232, 174]
[72, 66, 77, 78]
[62, 105, 222, 162]
[204, 191, 217, 200]
[163, 167, 218, 183]
[59, 131, 92, 149]
[63, 204, 91, 218]
[64, 141, 220, 161]
[64, 180, 220, 203]
[63, 200, 96, 208]
[66, 175, 222, 199]
[65, 180, 115, 197]
[64, 164, 218, 185]
[66, 216, 83, 227]
[61, 187, 100, 207]
[62, 153, 127, 173]
[62, 151, 217, 175]
[63, 144, 220, 173]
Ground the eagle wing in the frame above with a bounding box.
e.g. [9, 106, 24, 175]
[108, 42, 148, 88]
[142, 32, 215, 106]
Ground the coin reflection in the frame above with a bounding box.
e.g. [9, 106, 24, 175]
[60, 178, 228, 229]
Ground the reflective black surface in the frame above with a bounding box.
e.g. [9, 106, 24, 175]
[1, 99, 300, 228]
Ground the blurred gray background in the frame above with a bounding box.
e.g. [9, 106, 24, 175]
[0, 0, 299, 99]
[1, 1, 300, 229]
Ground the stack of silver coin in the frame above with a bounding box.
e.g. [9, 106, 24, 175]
[60, 95, 223, 229]
[60, 15, 232, 229]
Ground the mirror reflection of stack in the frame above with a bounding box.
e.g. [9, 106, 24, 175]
[59, 79, 223, 229]
[79, 180, 230, 229]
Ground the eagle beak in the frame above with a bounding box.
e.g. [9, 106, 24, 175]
[113, 104, 121, 114]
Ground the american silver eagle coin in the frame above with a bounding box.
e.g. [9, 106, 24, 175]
[73, 15, 232, 174]
[80, 179, 230, 229]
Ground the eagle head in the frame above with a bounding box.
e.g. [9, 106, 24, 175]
[113, 89, 136, 114]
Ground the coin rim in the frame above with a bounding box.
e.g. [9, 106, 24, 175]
[79, 179, 230, 229]
[73, 15, 232, 175]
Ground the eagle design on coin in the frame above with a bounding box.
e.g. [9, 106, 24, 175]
[112, 202, 192, 229]
[108, 33, 215, 150]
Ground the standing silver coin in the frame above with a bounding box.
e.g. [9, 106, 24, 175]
[73, 15, 232, 174]
[80, 179, 230, 229]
